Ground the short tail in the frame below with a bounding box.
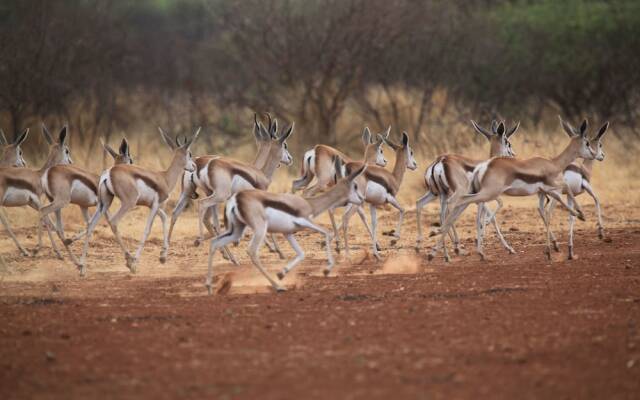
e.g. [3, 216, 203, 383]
[291, 150, 315, 192]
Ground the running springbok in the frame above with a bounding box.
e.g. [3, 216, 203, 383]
[0, 124, 72, 256]
[0, 128, 29, 167]
[341, 131, 418, 261]
[429, 118, 598, 261]
[416, 120, 519, 256]
[168, 114, 277, 246]
[38, 138, 133, 266]
[292, 126, 387, 251]
[204, 158, 367, 294]
[79, 128, 200, 275]
[291, 126, 390, 196]
[544, 118, 609, 260]
[185, 120, 294, 255]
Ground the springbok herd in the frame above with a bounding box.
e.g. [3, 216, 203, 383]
[0, 115, 609, 293]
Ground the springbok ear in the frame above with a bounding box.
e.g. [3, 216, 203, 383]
[101, 140, 118, 159]
[506, 121, 520, 138]
[496, 122, 505, 136]
[348, 164, 367, 181]
[383, 125, 391, 139]
[595, 122, 609, 141]
[58, 126, 68, 145]
[490, 120, 498, 135]
[185, 127, 201, 148]
[41, 123, 54, 144]
[401, 131, 409, 147]
[15, 128, 29, 146]
[253, 114, 264, 142]
[270, 119, 278, 139]
[119, 138, 129, 155]
[0, 128, 7, 145]
[558, 116, 577, 137]
[279, 122, 294, 144]
[333, 156, 345, 179]
[157, 126, 176, 150]
[579, 119, 588, 137]
[470, 120, 492, 140]
[362, 127, 372, 146]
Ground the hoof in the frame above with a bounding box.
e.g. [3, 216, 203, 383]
[31, 248, 40, 257]
[427, 253, 434, 261]
[478, 252, 486, 261]
[603, 236, 612, 243]
[543, 248, 552, 261]
[577, 212, 586, 222]
[507, 247, 516, 255]
[375, 243, 382, 252]
[390, 239, 397, 247]
[414, 246, 420, 253]
[323, 268, 331, 277]
[428, 231, 438, 238]
[205, 283, 213, 295]
[193, 239, 202, 247]
[277, 253, 286, 260]
[444, 254, 451, 263]
[272, 286, 286, 293]
[63, 238, 73, 246]
[159, 255, 167, 264]
[455, 248, 468, 256]
[552, 242, 560, 252]
[277, 271, 285, 280]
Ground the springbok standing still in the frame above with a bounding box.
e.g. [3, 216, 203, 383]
[342, 131, 418, 261]
[79, 128, 200, 275]
[39, 138, 134, 267]
[0, 128, 29, 167]
[205, 159, 367, 294]
[544, 119, 609, 260]
[429, 118, 597, 261]
[0, 124, 72, 257]
[416, 120, 519, 257]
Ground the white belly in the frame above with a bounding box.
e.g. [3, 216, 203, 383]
[365, 181, 388, 205]
[504, 179, 548, 196]
[265, 208, 305, 233]
[135, 179, 158, 206]
[70, 180, 98, 207]
[563, 171, 584, 195]
[2, 187, 36, 207]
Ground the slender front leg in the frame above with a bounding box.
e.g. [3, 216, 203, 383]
[246, 224, 284, 292]
[341, 204, 358, 262]
[582, 181, 605, 239]
[355, 206, 378, 251]
[277, 234, 305, 280]
[386, 194, 405, 241]
[0, 208, 30, 256]
[129, 202, 160, 273]
[567, 197, 576, 260]
[415, 191, 437, 250]
[475, 202, 487, 260]
[297, 219, 334, 276]
[486, 200, 515, 254]
[369, 205, 381, 260]
[328, 209, 340, 252]
[537, 193, 553, 260]
[157, 208, 169, 263]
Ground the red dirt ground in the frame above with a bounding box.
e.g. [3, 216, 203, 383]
[1, 204, 639, 399]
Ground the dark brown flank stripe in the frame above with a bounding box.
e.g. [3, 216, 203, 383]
[365, 170, 393, 194]
[131, 173, 163, 195]
[230, 166, 262, 189]
[263, 199, 305, 218]
[443, 160, 456, 193]
[196, 157, 210, 175]
[565, 164, 590, 182]
[462, 163, 476, 173]
[5, 178, 38, 194]
[512, 172, 549, 184]
[71, 172, 98, 193]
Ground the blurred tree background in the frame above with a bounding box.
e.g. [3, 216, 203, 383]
[1, 0, 639, 158]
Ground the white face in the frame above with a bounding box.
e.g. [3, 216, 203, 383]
[280, 142, 293, 166]
[500, 135, 516, 157]
[61, 144, 73, 165]
[15, 146, 26, 167]
[375, 143, 387, 167]
[578, 136, 597, 160]
[592, 139, 605, 161]
[186, 150, 196, 172]
[405, 145, 417, 170]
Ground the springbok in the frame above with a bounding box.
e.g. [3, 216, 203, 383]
[204, 158, 367, 294]
[291, 126, 389, 196]
[341, 131, 418, 261]
[39, 138, 133, 266]
[416, 120, 519, 256]
[543, 119, 609, 260]
[0, 128, 29, 167]
[79, 127, 200, 275]
[168, 114, 278, 248]
[0, 124, 72, 256]
[185, 121, 294, 256]
[292, 126, 387, 251]
[429, 118, 598, 261]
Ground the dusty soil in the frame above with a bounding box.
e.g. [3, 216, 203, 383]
[1, 201, 640, 399]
